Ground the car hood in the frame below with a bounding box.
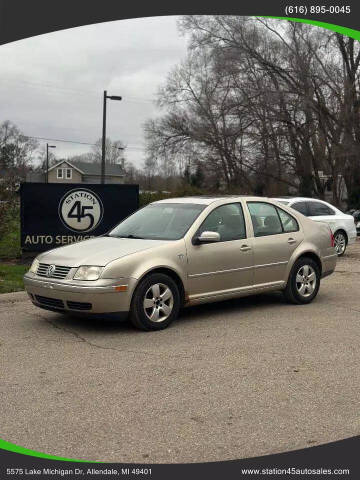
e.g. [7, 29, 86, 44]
[38, 236, 169, 267]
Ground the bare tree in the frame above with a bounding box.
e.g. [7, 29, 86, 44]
[0, 120, 38, 170]
[144, 16, 360, 206]
[90, 138, 126, 165]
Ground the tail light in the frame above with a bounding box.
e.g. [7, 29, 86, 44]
[330, 230, 335, 248]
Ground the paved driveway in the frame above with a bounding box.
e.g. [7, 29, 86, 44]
[1, 241, 360, 463]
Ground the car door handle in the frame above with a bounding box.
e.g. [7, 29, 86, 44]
[288, 238, 297, 245]
[240, 245, 252, 252]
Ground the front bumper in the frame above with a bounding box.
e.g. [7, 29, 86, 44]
[23, 274, 137, 314]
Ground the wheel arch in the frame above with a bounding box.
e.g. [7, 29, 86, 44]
[133, 267, 186, 306]
[293, 251, 322, 277]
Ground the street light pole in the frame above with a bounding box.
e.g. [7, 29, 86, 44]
[46, 143, 56, 183]
[101, 90, 122, 184]
[101, 91, 107, 185]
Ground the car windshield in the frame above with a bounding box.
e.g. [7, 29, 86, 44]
[108, 203, 206, 240]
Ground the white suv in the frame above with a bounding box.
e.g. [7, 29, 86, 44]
[273, 197, 357, 256]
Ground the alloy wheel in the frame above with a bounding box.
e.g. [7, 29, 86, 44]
[334, 232, 346, 255]
[295, 265, 317, 298]
[143, 283, 174, 323]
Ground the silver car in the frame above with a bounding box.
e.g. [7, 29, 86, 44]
[24, 196, 337, 331]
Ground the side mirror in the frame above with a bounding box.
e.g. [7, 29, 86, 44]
[197, 231, 221, 244]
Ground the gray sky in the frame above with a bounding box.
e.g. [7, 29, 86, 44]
[0, 16, 188, 168]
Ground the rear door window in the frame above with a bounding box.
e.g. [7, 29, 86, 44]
[248, 202, 299, 237]
[248, 202, 283, 237]
[277, 208, 299, 233]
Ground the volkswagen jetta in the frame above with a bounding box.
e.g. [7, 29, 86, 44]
[24, 196, 337, 330]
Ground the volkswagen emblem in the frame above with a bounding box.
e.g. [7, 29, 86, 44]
[46, 265, 56, 277]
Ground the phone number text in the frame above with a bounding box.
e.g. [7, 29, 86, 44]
[285, 5, 351, 15]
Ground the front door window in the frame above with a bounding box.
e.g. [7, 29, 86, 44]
[197, 203, 246, 242]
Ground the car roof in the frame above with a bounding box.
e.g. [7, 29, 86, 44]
[273, 197, 331, 204]
[153, 195, 273, 206]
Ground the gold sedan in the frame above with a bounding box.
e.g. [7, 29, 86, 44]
[24, 196, 337, 330]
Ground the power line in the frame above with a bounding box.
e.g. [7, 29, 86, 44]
[28, 135, 145, 151]
[0, 77, 155, 104]
[29, 136, 95, 146]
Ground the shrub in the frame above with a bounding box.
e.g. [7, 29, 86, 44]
[0, 201, 21, 259]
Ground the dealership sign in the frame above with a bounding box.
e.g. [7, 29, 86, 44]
[20, 183, 139, 252]
[59, 189, 104, 233]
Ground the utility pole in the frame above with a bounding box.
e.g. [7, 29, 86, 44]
[101, 91, 122, 184]
[101, 91, 107, 184]
[46, 143, 56, 183]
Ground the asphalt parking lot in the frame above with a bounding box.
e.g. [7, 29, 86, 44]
[1, 241, 360, 463]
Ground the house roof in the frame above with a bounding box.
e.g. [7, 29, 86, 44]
[47, 160, 84, 174]
[47, 160, 125, 177]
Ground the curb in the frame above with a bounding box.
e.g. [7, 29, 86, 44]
[0, 291, 28, 304]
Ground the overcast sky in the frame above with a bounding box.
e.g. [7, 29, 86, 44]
[0, 16, 188, 168]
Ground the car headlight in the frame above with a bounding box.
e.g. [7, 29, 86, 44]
[29, 258, 40, 274]
[73, 266, 103, 281]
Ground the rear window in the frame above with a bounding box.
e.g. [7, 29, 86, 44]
[308, 201, 335, 216]
[291, 202, 308, 216]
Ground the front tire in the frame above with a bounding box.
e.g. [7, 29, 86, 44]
[284, 257, 320, 305]
[130, 273, 180, 331]
[334, 230, 347, 256]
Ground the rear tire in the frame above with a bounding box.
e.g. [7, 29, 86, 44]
[283, 257, 320, 305]
[130, 273, 180, 331]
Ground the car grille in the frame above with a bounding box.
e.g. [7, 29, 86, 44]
[35, 295, 64, 309]
[37, 263, 71, 279]
[67, 301, 92, 311]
